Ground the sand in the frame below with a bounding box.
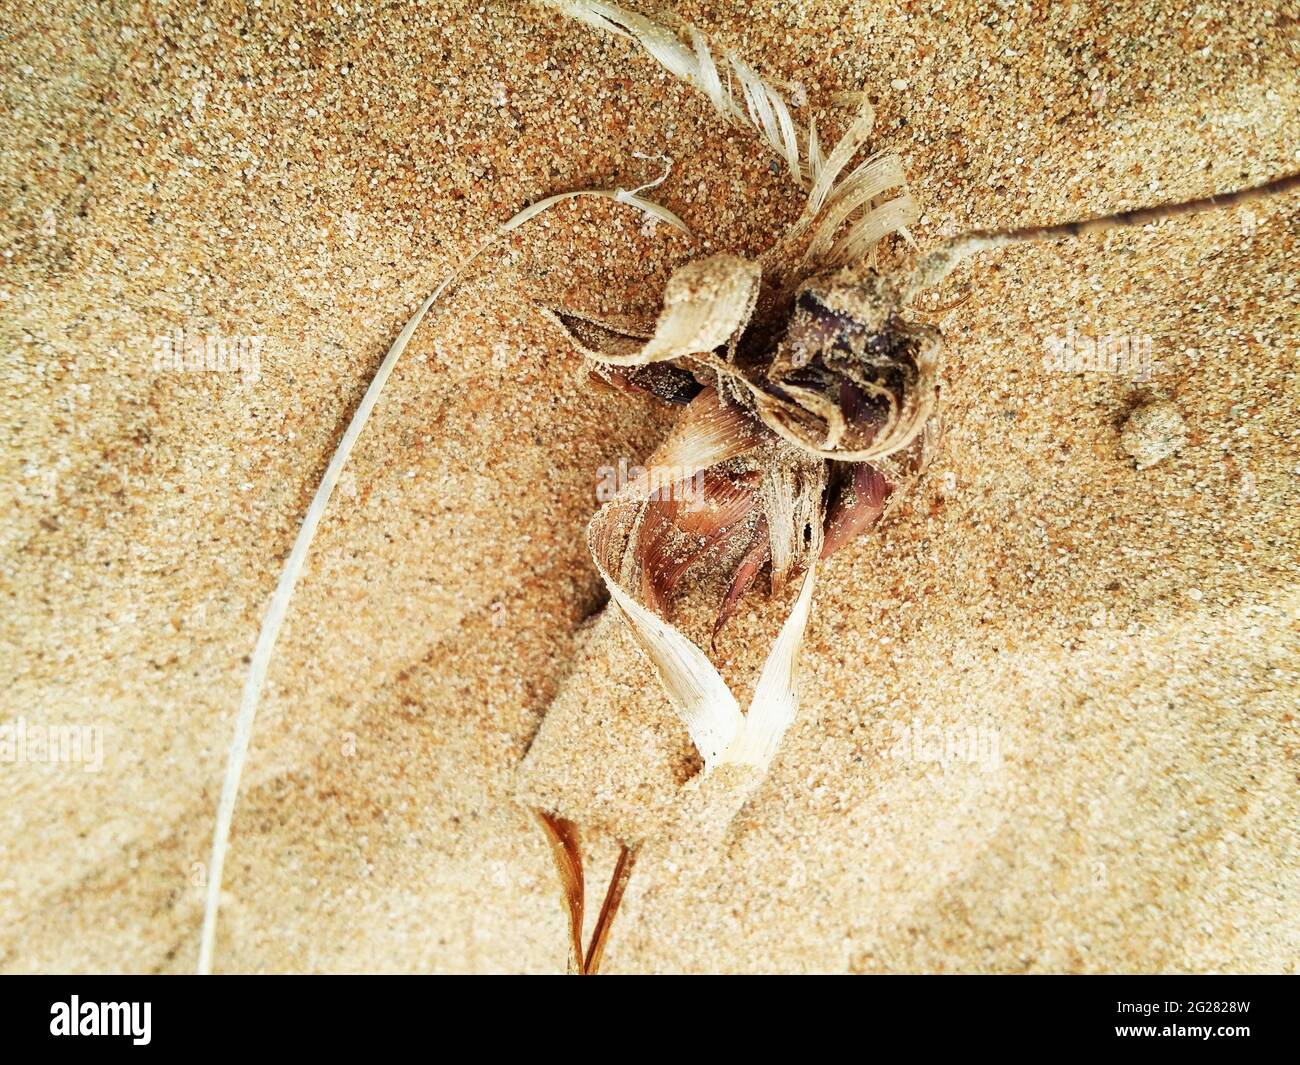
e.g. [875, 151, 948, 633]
[1, 0, 1297, 973]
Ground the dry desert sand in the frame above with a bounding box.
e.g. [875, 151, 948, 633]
[2, 0, 1298, 973]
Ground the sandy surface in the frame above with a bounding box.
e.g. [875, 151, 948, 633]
[1, 0, 1297, 973]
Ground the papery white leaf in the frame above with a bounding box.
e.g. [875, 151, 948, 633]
[543, 253, 761, 367]
[805, 152, 907, 260]
[589, 512, 743, 768]
[716, 560, 819, 770]
[829, 194, 921, 267]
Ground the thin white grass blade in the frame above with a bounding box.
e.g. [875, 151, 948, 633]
[831, 149, 907, 204]
[802, 103, 876, 220]
[197, 280, 445, 975]
[616, 192, 690, 233]
[689, 27, 727, 114]
[548, 0, 632, 37]
[766, 83, 801, 176]
[732, 55, 780, 151]
[573, 0, 695, 80]
[829, 193, 920, 266]
[807, 116, 825, 183]
[806, 152, 907, 259]
[729, 53, 800, 178]
[199, 180, 687, 974]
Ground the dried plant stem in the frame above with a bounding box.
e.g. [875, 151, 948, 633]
[197, 185, 687, 975]
[972, 169, 1300, 246]
[907, 170, 1300, 299]
[583, 842, 640, 975]
[535, 810, 640, 975]
[535, 810, 587, 973]
[197, 278, 450, 976]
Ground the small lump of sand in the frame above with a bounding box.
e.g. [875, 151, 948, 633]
[1120, 399, 1188, 470]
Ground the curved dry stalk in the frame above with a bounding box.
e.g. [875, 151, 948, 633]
[583, 842, 641, 975]
[535, 811, 640, 975]
[905, 170, 1300, 300]
[197, 185, 688, 975]
[535, 810, 586, 973]
[198, 276, 450, 976]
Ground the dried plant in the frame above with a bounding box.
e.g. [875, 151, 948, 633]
[196, 184, 681, 974]
[196, 0, 1299, 973]
[536, 811, 641, 975]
